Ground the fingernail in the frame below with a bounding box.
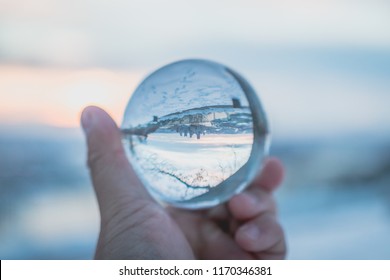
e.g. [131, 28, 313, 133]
[241, 224, 260, 241]
[81, 109, 93, 134]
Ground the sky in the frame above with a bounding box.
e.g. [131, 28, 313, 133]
[0, 0, 389, 138]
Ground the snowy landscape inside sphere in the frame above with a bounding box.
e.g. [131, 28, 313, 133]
[121, 59, 270, 209]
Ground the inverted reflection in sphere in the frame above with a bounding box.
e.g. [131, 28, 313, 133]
[122, 59, 269, 209]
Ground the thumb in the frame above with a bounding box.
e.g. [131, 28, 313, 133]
[81, 106, 153, 222]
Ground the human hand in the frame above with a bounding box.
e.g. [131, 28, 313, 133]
[81, 106, 286, 259]
[168, 156, 286, 259]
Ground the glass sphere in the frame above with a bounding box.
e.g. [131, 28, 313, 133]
[121, 59, 270, 209]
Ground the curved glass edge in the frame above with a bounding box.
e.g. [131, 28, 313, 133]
[120, 59, 271, 210]
[158, 65, 271, 210]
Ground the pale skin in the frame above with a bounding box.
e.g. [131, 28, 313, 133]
[81, 106, 286, 259]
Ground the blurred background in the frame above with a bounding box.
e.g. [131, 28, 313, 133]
[1, 0, 389, 259]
